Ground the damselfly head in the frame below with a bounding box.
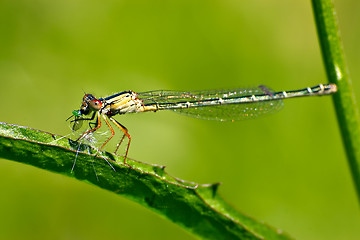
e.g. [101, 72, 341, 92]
[80, 94, 102, 114]
[65, 94, 95, 130]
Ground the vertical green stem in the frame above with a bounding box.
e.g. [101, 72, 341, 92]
[312, 0, 360, 203]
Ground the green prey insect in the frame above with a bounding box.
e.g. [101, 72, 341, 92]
[67, 83, 337, 163]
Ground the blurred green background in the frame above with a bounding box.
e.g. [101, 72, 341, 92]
[1, 0, 360, 239]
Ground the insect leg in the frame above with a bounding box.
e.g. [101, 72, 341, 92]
[98, 114, 115, 151]
[76, 112, 102, 141]
[109, 117, 131, 164]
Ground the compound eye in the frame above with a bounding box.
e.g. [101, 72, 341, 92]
[89, 99, 102, 111]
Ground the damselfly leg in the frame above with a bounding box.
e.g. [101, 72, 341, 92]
[69, 111, 131, 163]
[109, 117, 131, 159]
[97, 114, 131, 163]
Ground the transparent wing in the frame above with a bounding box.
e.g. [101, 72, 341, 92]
[137, 86, 283, 121]
[173, 100, 283, 121]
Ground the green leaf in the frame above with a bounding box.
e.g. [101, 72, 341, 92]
[312, 0, 360, 203]
[0, 122, 291, 240]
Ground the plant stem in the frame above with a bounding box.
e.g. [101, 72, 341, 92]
[312, 0, 360, 203]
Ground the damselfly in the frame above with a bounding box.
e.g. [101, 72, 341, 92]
[67, 83, 337, 163]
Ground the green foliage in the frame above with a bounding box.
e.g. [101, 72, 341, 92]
[0, 122, 291, 240]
